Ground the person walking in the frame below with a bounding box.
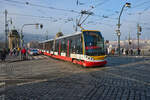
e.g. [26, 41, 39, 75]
[13, 48, 16, 56]
[125, 49, 129, 56]
[0, 48, 7, 61]
[130, 49, 133, 56]
[137, 48, 141, 56]
[21, 47, 26, 60]
[16, 47, 20, 56]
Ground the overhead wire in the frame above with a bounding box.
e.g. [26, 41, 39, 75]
[8, 12, 53, 19]
[131, 0, 150, 9]
[6, 12, 75, 24]
[3, 0, 117, 26]
[3, 0, 150, 32]
[3, 0, 80, 14]
[88, 0, 111, 11]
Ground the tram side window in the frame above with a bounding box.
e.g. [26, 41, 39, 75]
[39, 43, 42, 49]
[55, 40, 59, 52]
[76, 35, 83, 54]
[46, 42, 50, 50]
[42, 43, 44, 49]
[43, 43, 45, 50]
[49, 41, 53, 51]
[65, 39, 67, 53]
[45, 43, 47, 50]
[70, 35, 82, 54]
[70, 38, 76, 54]
[61, 39, 67, 53]
[45, 42, 47, 50]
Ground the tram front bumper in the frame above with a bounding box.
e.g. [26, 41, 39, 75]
[83, 60, 107, 67]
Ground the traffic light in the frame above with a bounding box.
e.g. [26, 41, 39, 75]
[40, 24, 43, 29]
[138, 25, 142, 32]
[139, 26, 142, 32]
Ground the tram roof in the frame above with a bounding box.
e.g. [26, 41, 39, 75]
[39, 30, 101, 43]
[39, 31, 81, 43]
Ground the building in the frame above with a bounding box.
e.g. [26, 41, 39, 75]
[8, 29, 20, 50]
[27, 41, 39, 48]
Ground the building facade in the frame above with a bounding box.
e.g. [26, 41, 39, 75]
[8, 29, 20, 50]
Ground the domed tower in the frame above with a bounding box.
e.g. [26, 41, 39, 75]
[8, 29, 20, 50]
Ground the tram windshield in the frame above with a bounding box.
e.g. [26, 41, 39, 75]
[83, 31, 105, 56]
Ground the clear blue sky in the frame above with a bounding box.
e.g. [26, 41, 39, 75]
[0, 0, 150, 41]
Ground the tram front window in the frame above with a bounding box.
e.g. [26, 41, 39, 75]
[83, 31, 105, 56]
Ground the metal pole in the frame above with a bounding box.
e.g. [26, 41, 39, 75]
[137, 33, 139, 49]
[20, 28, 24, 60]
[137, 24, 140, 49]
[20, 25, 25, 49]
[5, 9, 8, 48]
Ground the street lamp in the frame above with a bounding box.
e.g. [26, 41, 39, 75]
[116, 2, 131, 55]
[20, 23, 43, 48]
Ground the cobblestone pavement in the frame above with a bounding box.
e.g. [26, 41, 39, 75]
[0, 55, 150, 100]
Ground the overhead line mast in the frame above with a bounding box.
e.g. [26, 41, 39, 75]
[5, 9, 8, 48]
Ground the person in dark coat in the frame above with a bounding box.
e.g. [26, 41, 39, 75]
[125, 49, 128, 55]
[130, 49, 133, 56]
[137, 48, 141, 56]
[0, 48, 7, 61]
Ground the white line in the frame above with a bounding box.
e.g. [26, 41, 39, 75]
[0, 82, 5, 86]
[16, 79, 48, 86]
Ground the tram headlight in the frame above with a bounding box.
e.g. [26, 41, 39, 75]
[84, 55, 93, 61]
[88, 56, 93, 60]
[90, 57, 94, 60]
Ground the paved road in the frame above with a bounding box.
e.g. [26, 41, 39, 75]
[0, 55, 150, 100]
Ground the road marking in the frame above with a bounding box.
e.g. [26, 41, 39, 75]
[16, 79, 48, 86]
[30, 55, 50, 60]
[0, 82, 5, 87]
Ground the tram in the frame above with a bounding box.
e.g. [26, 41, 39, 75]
[38, 30, 107, 67]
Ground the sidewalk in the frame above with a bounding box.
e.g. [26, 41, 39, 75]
[5, 55, 21, 63]
[0, 54, 31, 63]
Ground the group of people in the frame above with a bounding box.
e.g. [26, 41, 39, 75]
[121, 48, 141, 56]
[10, 48, 20, 56]
[106, 47, 141, 56]
[0, 47, 27, 61]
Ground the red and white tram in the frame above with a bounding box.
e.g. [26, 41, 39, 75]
[38, 30, 107, 67]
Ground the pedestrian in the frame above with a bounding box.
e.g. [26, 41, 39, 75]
[21, 47, 26, 60]
[111, 49, 115, 55]
[10, 49, 13, 56]
[7, 48, 10, 55]
[13, 48, 16, 56]
[0, 48, 7, 61]
[16, 47, 20, 56]
[130, 49, 133, 56]
[123, 48, 126, 55]
[137, 48, 141, 56]
[142, 49, 144, 56]
[125, 49, 128, 56]
[121, 48, 124, 55]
